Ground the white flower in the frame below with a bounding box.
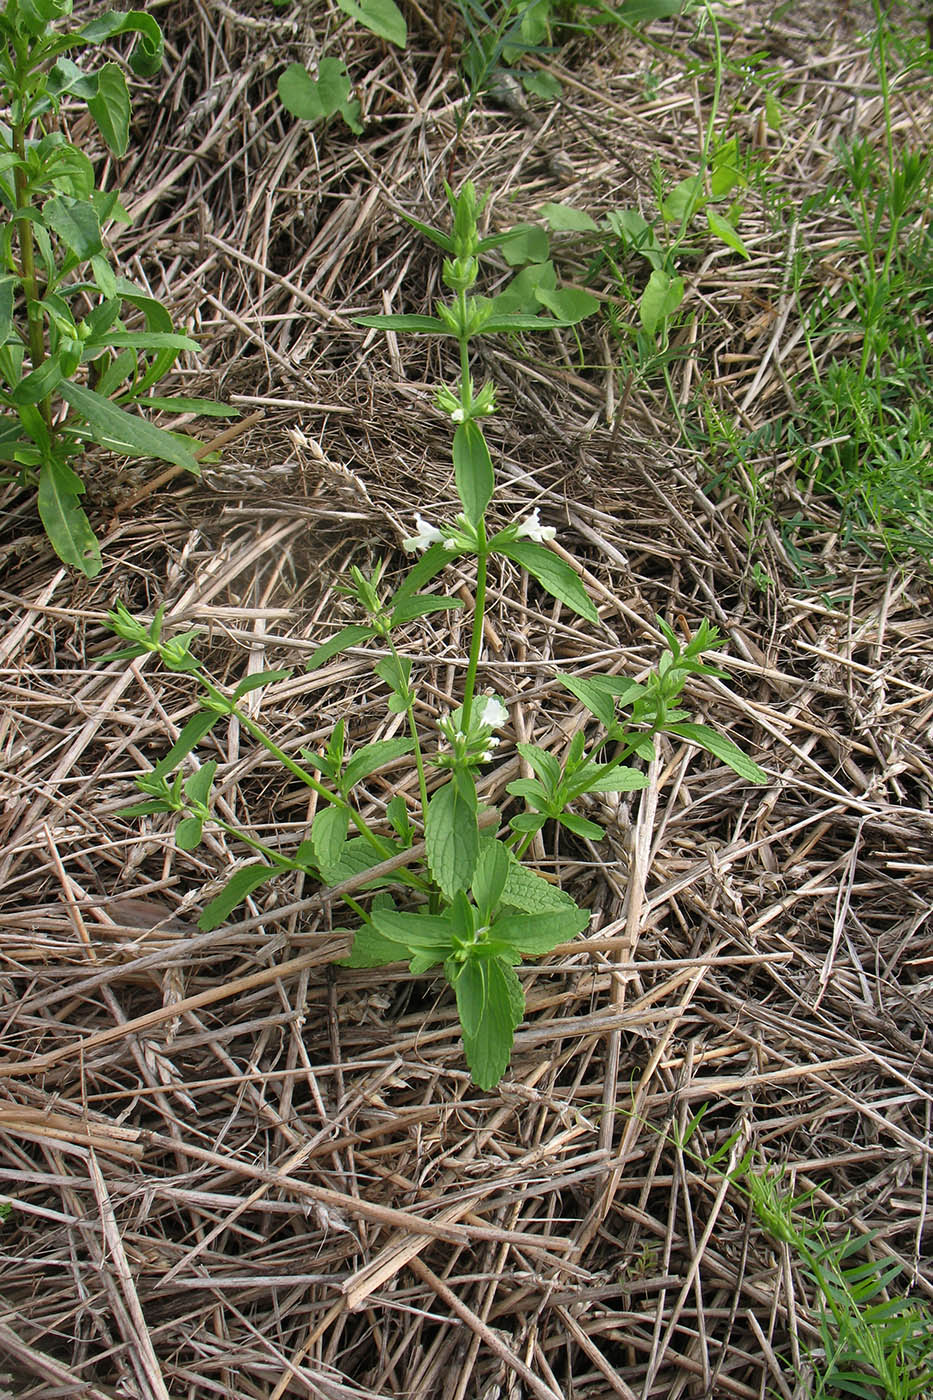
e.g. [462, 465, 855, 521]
[515, 507, 556, 543]
[444, 537, 458, 551]
[474, 695, 508, 729]
[450, 407, 465, 423]
[402, 514, 444, 553]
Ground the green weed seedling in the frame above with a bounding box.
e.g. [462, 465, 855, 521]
[0, 0, 229, 575]
[744, 1165, 933, 1399]
[107, 182, 767, 1090]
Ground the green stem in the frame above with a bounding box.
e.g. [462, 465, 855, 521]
[12, 121, 51, 428]
[389, 636, 429, 826]
[460, 528, 487, 733]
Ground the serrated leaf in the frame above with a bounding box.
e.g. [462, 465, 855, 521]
[43, 195, 103, 259]
[37, 455, 101, 576]
[198, 862, 278, 931]
[311, 805, 350, 880]
[493, 906, 589, 954]
[426, 778, 478, 898]
[459, 956, 525, 1090]
[372, 909, 456, 953]
[471, 839, 510, 918]
[558, 675, 617, 729]
[343, 737, 414, 791]
[499, 538, 599, 625]
[539, 202, 599, 233]
[665, 722, 767, 783]
[453, 420, 494, 524]
[60, 382, 200, 471]
[306, 624, 376, 671]
[336, 0, 406, 45]
[500, 858, 576, 913]
[515, 742, 561, 791]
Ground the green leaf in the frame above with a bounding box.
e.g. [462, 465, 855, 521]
[498, 538, 599, 625]
[198, 862, 278, 931]
[534, 284, 600, 324]
[500, 858, 576, 913]
[494, 906, 589, 954]
[86, 62, 130, 156]
[426, 778, 478, 898]
[661, 173, 705, 225]
[710, 137, 743, 199]
[706, 208, 750, 259]
[0, 276, 15, 344]
[452, 958, 485, 1038]
[343, 737, 414, 790]
[639, 268, 685, 336]
[373, 909, 457, 955]
[342, 923, 411, 967]
[515, 742, 561, 791]
[558, 675, 617, 729]
[522, 71, 562, 101]
[453, 420, 494, 525]
[354, 313, 450, 334]
[311, 805, 350, 880]
[11, 355, 65, 405]
[665, 722, 768, 784]
[306, 624, 376, 672]
[603, 208, 663, 270]
[557, 811, 605, 840]
[389, 593, 462, 626]
[151, 711, 220, 779]
[78, 11, 164, 76]
[617, 0, 682, 18]
[43, 195, 103, 259]
[499, 225, 550, 268]
[37, 455, 101, 576]
[140, 397, 237, 417]
[471, 839, 510, 918]
[175, 815, 203, 851]
[336, 0, 406, 45]
[87, 331, 200, 353]
[278, 59, 351, 122]
[59, 382, 200, 471]
[457, 956, 525, 1090]
[539, 202, 599, 233]
[231, 668, 290, 700]
[183, 759, 216, 808]
[574, 762, 649, 794]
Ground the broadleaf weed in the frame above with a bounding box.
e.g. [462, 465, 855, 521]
[107, 182, 767, 1090]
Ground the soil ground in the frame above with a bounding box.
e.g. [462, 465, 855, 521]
[1, 2, 932, 1397]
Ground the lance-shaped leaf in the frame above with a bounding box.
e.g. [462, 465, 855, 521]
[665, 722, 768, 784]
[198, 862, 279, 931]
[60, 382, 200, 471]
[453, 420, 494, 525]
[37, 455, 101, 576]
[311, 805, 350, 882]
[493, 906, 590, 955]
[498, 537, 599, 625]
[306, 624, 376, 672]
[342, 738, 414, 792]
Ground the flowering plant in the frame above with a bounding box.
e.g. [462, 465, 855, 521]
[106, 184, 766, 1088]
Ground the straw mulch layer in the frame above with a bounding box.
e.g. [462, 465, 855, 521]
[1, 2, 932, 1396]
